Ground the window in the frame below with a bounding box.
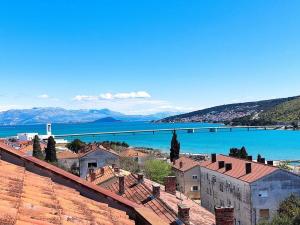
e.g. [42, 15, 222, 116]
[192, 186, 199, 191]
[259, 209, 270, 219]
[220, 183, 224, 192]
[192, 175, 198, 179]
[88, 162, 97, 168]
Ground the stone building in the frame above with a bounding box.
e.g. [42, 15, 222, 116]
[172, 157, 201, 199]
[79, 145, 120, 178]
[200, 154, 300, 225]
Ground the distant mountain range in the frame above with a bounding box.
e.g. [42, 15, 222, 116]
[158, 96, 300, 125]
[0, 107, 178, 125]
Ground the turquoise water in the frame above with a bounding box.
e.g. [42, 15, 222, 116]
[0, 121, 300, 160]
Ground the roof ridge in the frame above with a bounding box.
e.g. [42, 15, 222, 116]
[219, 154, 279, 168]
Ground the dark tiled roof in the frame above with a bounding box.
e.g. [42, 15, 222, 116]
[104, 174, 178, 224]
[172, 157, 200, 172]
[200, 154, 278, 183]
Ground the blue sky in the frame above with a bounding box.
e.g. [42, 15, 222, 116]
[0, 0, 300, 114]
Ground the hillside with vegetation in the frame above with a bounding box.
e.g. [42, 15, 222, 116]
[158, 96, 300, 125]
[259, 97, 300, 122]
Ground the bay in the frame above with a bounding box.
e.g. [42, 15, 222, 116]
[0, 121, 300, 160]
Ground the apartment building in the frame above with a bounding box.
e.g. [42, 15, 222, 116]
[172, 157, 201, 199]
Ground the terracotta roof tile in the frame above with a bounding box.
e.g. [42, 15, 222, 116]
[0, 159, 135, 225]
[120, 148, 149, 158]
[143, 179, 215, 225]
[57, 150, 79, 159]
[200, 154, 278, 183]
[172, 157, 200, 172]
[102, 174, 178, 224]
[79, 144, 119, 158]
[0, 141, 168, 225]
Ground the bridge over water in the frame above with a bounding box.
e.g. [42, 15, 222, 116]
[54, 125, 282, 138]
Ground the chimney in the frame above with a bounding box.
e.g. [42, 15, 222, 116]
[179, 161, 183, 168]
[247, 155, 253, 161]
[245, 163, 252, 174]
[137, 173, 144, 183]
[100, 167, 105, 175]
[152, 184, 160, 197]
[164, 176, 176, 195]
[260, 158, 266, 164]
[211, 153, 217, 163]
[89, 168, 96, 181]
[112, 163, 116, 168]
[267, 160, 273, 166]
[225, 163, 232, 171]
[114, 167, 120, 173]
[178, 203, 190, 225]
[215, 206, 234, 225]
[218, 161, 225, 169]
[118, 175, 125, 194]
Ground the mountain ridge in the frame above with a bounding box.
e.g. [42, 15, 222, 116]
[158, 96, 300, 124]
[0, 107, 178, 125]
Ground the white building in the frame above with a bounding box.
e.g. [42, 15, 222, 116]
[200, 154, 300, 225]
[17, 133, 38, 141]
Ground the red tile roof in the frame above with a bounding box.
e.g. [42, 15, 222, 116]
[103, 174, 178, 224]
[0, 159, 135, 225]
[143, 179, 215, 225]
[57, 150, 79, 159]
[78, 144, 119, 158]
[200, 154, 278, 183]
[87, 166, 116, 184]
[172, 157, 200, 172]
[120, 148, 149, 158]
[0, 141, 167, 225]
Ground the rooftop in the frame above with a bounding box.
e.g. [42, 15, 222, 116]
[120, 148, 149, 158]
[79, 143, 119, 158]
[143, 179, 215, 225]
[172, 156, 201, 172]
[200, 154, 279, 183]
[0, 141, 167, 225]
[103, 173, 178, 224]
[0, 159, 135, 225]
[86, 166, 130, 184]
[57, 150, 79, 159]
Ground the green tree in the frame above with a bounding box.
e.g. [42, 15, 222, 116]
[32, 135, 43, 159]
[66, 139, 86, 153]
[240, 146, 248, 159]
[257, 154, 262, 163]
[278, 161, 292, 171]
[229, 147, 248, 159]
[259, 194, 300, 225]
[170, 130, 180, 162]
[120, 157, 140, 173]
[144, 159, 172, 184]
[45, 136, 57, 162]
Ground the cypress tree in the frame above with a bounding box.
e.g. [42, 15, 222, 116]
[240, 146, 248, 159]
[32, 135, 43, 159]
[257, 154, 262, 163]
[170, 130, 180, 162]
[45, 136, 57, 162]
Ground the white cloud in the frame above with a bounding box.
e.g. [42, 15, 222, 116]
[73, 91, 151, 101]
[38, 94, 49, 99]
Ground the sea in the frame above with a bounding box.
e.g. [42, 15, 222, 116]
[0, 121, 300, 161]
